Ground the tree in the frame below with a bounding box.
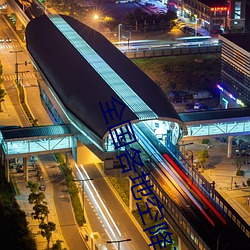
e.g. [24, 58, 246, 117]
[0, 61, 6, 112]
[197, 149, 209, 172]
[51, 240, 67, 250]
[39, 221, 56, 248]
[0, 87, 6, 112]
[31, 204, 49, 223]
[232, 156, 244, 176]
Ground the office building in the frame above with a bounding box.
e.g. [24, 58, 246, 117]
[218, 33, 250, 108]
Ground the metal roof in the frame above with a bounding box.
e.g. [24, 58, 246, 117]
[25, 14, 185, 139]
[0, 125, 70, 141]
[219, 33, 250, 53]
[179, 107, 250, 124]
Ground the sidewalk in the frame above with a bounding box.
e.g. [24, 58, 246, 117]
[13, 157, 68, 250]
[184, 138, 250, 226]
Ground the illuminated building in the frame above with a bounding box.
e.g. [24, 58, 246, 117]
[172, 0, 249, 32]
[218, 33, 250, 109]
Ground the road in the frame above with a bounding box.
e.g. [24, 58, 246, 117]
[74, 163, 150, 250]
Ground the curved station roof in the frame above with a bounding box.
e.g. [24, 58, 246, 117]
[25, 14, 185, 139]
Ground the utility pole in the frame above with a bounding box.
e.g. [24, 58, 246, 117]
[72, 178, 94, 219]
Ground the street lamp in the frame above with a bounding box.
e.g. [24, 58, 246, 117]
[9, 50, 23, 84]
[194, 14, 198, 36]
[178, 142, 194, 153]
[185, 149, 194, 165]
[107, 239, 131, 250]
[118, 23, 122, 43]
[73, 178, 94, 219]
[93, 14, 99, 31]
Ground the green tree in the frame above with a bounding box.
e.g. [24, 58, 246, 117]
[0, 61, 6, 112]
[39, 221, 56, 248]
[232, 156, 244, 175]
[31, 204, 49, 223]
[27, 180, 39, 194]
[197, 149, 209, 172]
[0, 87, 6, 112]
[51, 240, 67, 250]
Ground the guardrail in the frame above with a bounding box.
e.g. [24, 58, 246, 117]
[124, 45, 221, 59]
[6, 0, 30, 27]
[167, 141, 250, 240]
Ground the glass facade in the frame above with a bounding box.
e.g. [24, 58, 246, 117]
[221, 40, 250, 106]
[234, 1, 242, 19]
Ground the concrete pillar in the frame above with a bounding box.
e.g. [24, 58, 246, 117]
[178, 236, 189, 250]
[16, 17, 22, 31]
[227, 136, 234, 158]
[129, 178, 137, 211]
[23, 157, 28, 182]
[71, 137, 77, 162]
[7, 5, 12, 17]
[5, 158, 10, 183]
[104, 159, 113, 171]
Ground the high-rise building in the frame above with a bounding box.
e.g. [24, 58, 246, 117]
[218, 33, 250, 108]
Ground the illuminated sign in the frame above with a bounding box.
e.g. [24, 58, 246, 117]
[211, 7, 227, 11]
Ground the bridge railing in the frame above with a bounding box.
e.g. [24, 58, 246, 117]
[125, 144, 210, 250]
[167, 141, 250, 239]
[124, 45, 221, 59]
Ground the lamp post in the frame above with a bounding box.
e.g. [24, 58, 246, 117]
[185, 149, 194, 165]
[9, 50, 23, 84]
[107, 239, 131, 250]
[216, 233, 225, 250]
[194, 14, 198, 36]
[73, 178, 94, 219]
[178, 142, 194, 153]
[118, 23, 122, 43]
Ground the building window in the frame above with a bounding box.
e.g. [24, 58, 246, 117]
[234, 1, 241, 19]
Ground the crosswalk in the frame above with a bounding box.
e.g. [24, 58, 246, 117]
[0, 43, 23, 49]
[3, 72, 36, 87]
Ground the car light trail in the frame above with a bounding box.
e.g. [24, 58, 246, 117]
[75, 163, 122, 238]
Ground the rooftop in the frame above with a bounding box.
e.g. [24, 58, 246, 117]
[219, 33, 250, 53]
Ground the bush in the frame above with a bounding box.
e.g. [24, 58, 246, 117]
[246, 179, 250, 186]
[236, 170, 244, 176]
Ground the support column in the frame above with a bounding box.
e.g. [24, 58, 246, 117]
[129, 178, 137, 211]
[227, 136, 234, 158]
[23, 157, 28, 182]
[5, 158, 10, 183]
[15, 17, 22, 31]
[7, 5, 12, 17]
[104, 159, 113, 171]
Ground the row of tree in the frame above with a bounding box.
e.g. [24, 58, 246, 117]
[26, 180, 66, 250]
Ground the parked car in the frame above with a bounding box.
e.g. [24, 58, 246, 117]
[39, 182, 46, 191]
[0, 37, 4, 43]
[194, 102, 202, 109]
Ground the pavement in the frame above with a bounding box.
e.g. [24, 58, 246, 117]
[183, 138, 250, 226]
